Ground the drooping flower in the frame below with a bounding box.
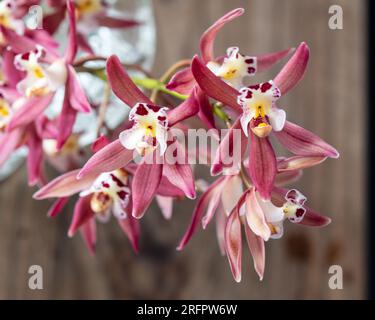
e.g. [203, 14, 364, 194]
[191, 42, 339, 199]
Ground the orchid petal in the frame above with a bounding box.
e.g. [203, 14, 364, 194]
[256, 47, 294, 73]
[131, 153, 163, 218]
[166, 67, 195, 95]
[118, 203, 140, 253]
[244, 223, 265, 280]
[68, 195, 95, 237]
[273, 42, 309, 95]
[156, 195, 174, 220]
[157, 176, 185, 198]
[278, 155, 327, 172]
[33, 169, 98, 199]
[215, 205, 227, 255]
[80, 218, 96, 255]
[268, 107, 286, 132]
[200, 8, 244, 63]
[106, 55, 152, 107]
[163, 162, 196, 199]
[0, 128, 24, 167]
[191, 55, 242, 112]
[67, 66, 91, 112]
[91, 134, 110, 153]
[56, 92, 77, 149]
[47, 197, 69, 218]
[275, 170, 302, 186]
[95, 14, 139, 29]
[27, 126, 43, 186]
[78, 139, 134, 179]
[65, 0, 77, 64]
[76, 33, 94, 55]
[274, 121, 339, 158]
[248, 132, 277, 200]
[42, 8, 66, 35]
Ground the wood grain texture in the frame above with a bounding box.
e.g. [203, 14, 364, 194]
[0, 0, 365, 299]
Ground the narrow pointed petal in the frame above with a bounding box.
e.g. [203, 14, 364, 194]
[157, 176, 185, 198]
[163, 142, 196, 199]
[27, 126, 43, 186]
[211, 117, 247, 175]
[118, 204, 140, 253]
[200, 8, 244, 63]
[43, 8, 66, 35]
[225, 205, 242, 282]
[215, 205, 227, 255]
[2, 49, 23, 87]
[7, 94, 54, 131]
[275, 170, 302, 186]
[56, 93, 77, 149]
[68, 195, 95, 237]
[0, 26, 36, 54]
[177, 177, 225, 250]
[273, 42, 309, 95]
[197, 87, 217, 130]
[47, 197, 69, 218]
[248, 133, 277, 200]
[131, 154, 163, 218]
[91, 134, 110, 153]
[278, 155, 327, 171]
[156, 195, 174, 219]
[106, 55, 152, 107]
[78, 139, 134, 178]
[80, 218, 97, 255]
[244, 223, 265, 281]
[167, 86, 200, 127]
[77, 33, 94, 55]
[0, 128, 24, 167]
[166, 67, 195, 95]
[67, 66, 91, 112]
[245, 188, 271, 241]
[191, 55, 242, 112]
[65, 0, 78, 64]
[33, 169, 98, 199]
[95, 14, 139, 29]
[274, 121, 339, 158]
[256, 47, 294, 72]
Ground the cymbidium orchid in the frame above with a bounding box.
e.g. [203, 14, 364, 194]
[191, 42, 339, 199]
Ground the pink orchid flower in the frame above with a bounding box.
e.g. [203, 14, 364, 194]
[166, 8, 293, 131]
[44, 0, 139, 54]
[191, 42, 339, 200]
[177, 155, 329, 253]
[3, 0, 91, 149]
[77, 55, 199, 218]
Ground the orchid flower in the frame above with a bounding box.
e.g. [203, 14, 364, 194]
[0, 0, 25, 37]
[77, 55, 198, 218]
[191, 42, 339, 199]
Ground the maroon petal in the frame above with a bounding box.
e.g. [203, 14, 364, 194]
[47, 197, 69, 218]
[211, 117, 247, 175]
[191, 55, 242, 112]
[257, 47, 294, 73]
[248, 132, 277, 200]
[42, 8, 66, 35]
[274, 121, 339, 158]
[68, 195, 95, 237]
[200, 8, 244, 63]
[118, 200, 140, 253]
[26, 126, 43, 186]
[273, 42, 309, 95]
[78, 139, 134, 178]
[57, 92, 77, 149]
[106, 55, 152, 107]
[131, 153, 163, 218]
[166, 67, 195, 95]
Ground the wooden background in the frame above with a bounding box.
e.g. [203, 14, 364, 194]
[0, 0, 366, 299]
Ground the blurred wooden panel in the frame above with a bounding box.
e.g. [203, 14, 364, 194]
[0, 0, 365, 299]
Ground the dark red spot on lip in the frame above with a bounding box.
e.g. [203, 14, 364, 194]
[296, 208, 305, 218]
[249, 84, 260, 90]
[117, 190, 128, 200]
[245, 90, 253, 99]
[158, 116, 166, 121]
[101, 182, 110, 188]
[261, 82, 273, 92]
[135, 104, 148, 116]
[245, 58, 254, 64]
[110, 174, 125, 187]
[21, 52, 30, 60]
[248, 67, 256, 74]
[147, 104, 161, 112]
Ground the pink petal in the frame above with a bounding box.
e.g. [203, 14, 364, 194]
[78, 139, 134, 178]
[67, 66, 91, 112]
[274, 121, 339, 158]
[200, 8, 244, 63]
[211, 117, 247, 175]
[215, 205, 227, 255]
[272, 187, 331, 227]
[118, 202, 140, 253]
[244, 223, 265, 281]
[248, 132, 277, 200]
[26, 29, 60, 53]
[0, 128, 24, 167]
[131, 153, 163, 218]
[191, 55, 242, 112]
[69, 195, 95, 237]
[7, 94, 54, 131]
[64, 0, 78, 64]
[56, 92, 77, 149]
[95, 14, 139, 29]
[256, 47, 294, 73]
[177, 177, 225, 250]
[26, 126, 43, 186]
[275, 170, 302, 186]
[273, 42, 309, 95]
[77, 32, 94, 55]
[278, 155, 326, 171]
[0, 26, 36, 54]
[91, 134, 110, 153]
[225, 203, 242, 282]
[106, 55, 152, 107]
[196, 87, 217, 131]
[156, 195, 174, 220]
[245, 188, 271, 241]
[163, 142, 196, 199]
[166, 67, 195, 95]
[167, 86, 200, 127]
[2, 49, 24, 87]
[80, 218, 97, 255]
[47, 197, 69, 218]
[33, 169, 98, 199]
[157, 176, 185, 198]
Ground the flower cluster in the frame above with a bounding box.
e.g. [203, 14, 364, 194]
[1, 3, 338, 282]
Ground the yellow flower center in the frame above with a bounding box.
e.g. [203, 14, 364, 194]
[0, 13, 10, 28]
[32, 65, 44, 79]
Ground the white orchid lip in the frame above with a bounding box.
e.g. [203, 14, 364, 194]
[80, 169, 130, 221]
[237, 80, 286, 138]
[207, 47, 257, 90]
[14, 46, 67, 98]
[119, 103, 169, 156]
